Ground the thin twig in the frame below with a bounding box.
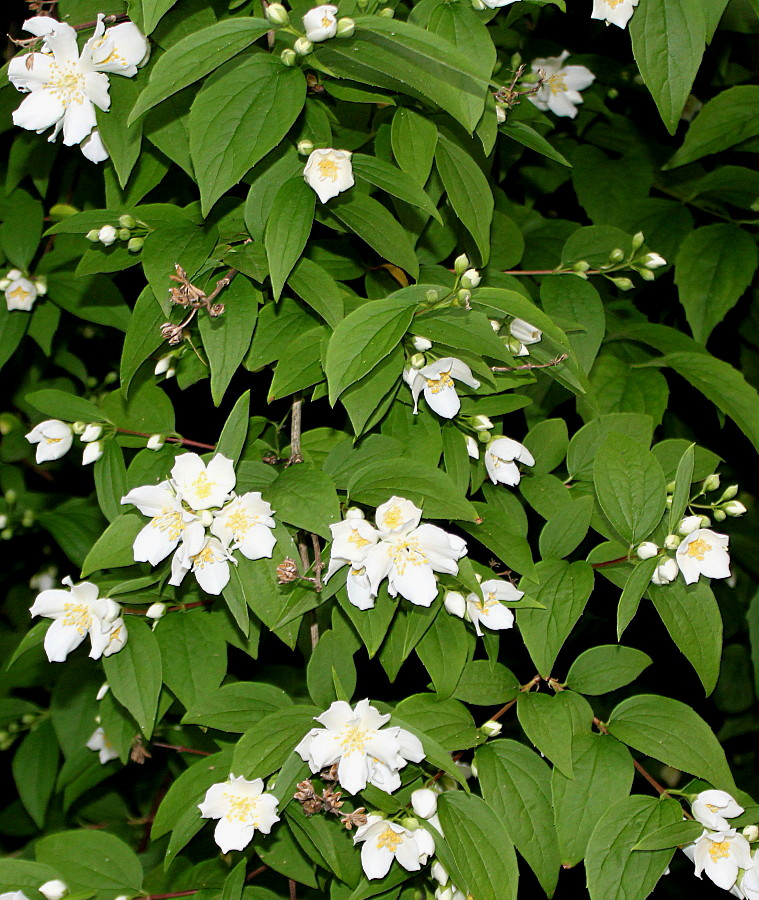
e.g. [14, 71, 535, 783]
[310, 533, 324, 592]
[288, 396, 304, 465]
[123, 600, 213, 616]
[150, 743, 211, 757]
[289, 880, 297, 900]
[491, 353, 568, 372]
[591, 555, 629, 569]
[502, 268, 603, 276]
[115, 428, 215, 451]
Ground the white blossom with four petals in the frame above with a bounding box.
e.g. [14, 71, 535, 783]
[303, 5, 338, 41]
[325, 510, 380, 610]
[353, 815, 435, 880]
[465, 578, 523, 636]
[528, 50, 595, 119]
[210, 492, 277, 560]
[676, 528, 731, 585]
[86, 726, 119, 764]
[692, 790, 745, 832]
[295, 699, 425, 795]
[693, 829, 753, 891]
[29, 576, 127, 662]
[484, 436, 535, 486]
[171, 452, 236, 511]
[590, 0, 639, 29]
[25, 419, 73, 462]
[198, 774, 280, 853]
[121, 480, 205, 566]
[404, 357, 480, 419]
[4, 277, 38, 311]
[304, 148, 354, 203]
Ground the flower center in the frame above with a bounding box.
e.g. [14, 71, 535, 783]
[7, 286, 30, 301]
[706, 803, 721, 812]
[390, 538, 428, 575]
[48, 60, 86, 106]
[426, 373, 454, 394]
[224, 793, 258, 823]
[348, 530, 370, 549]
[193, 545, 217, 568]
[382, 505, 404, 530]
[321, 14, 332, 27]
[61, 602, 92, 634]
[191, 472, 216, 500]
[45, 436, 63, 444]
[151, 507, 184, 541]
[604, 0, 625, 6]
[548, 73, 567, 94]
[108, 625, 123, 646]
[317, 157, 340, 181]
[339, 724, 370, 755]
[376, 826, 404, 852]
[687, 538, 712, 560]
[708, 839, 731, 862]
[226, 506, 254, 537]
[91, 38, 126, 67]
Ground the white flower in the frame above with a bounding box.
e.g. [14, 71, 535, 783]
[651, 557, 679, 585]
[462, 268, 480, 288]
[509, 318, 542, 356]
[146, 602, 167, 620]
[528, 51, 595, 119]
[121, 480, 205, 566]
[303, 148, 354, 203]
[444, 590, 467, 618]
[642, 252, 666, 269]
[198, 774, 280, 853]
[636, 542, 659, 560]
[485, 436, 535, 486]
[295, 699, 425, 795]
[25, 419, 73, 462]
[464, 578, 523, 636]
[742, 854, 759, 900]
[83, 14, 150, 76]
[676, 529, 730, 585]
[303, 5, 338, 42]
[465, 435, 480, 459]
[590, 0, 639, 29]
[412, 335, 432, 352]
[405, 357, 480, 419]
[481, 0, 520, 7]
[154, 354, 174, 376]
[435, 887, 467, 900]
[411, 788, 438, 819]
[38, 881, 68, 900]
[98, 225, 117, 245]
[86, 727, 119, 765]
[80, 423, 102, 442]
[80, 128, 109, 163]
[147, 434, 164, 451]
[678, 515, 704, 535]
[210, 492, 277, 560]
[29, 575, 127, 662]
[693, 829, 753, 891]
[325, 516, 380, 610]
[692, 790, 745, 831]
[353, 815, 435, 880]
[170, 535, 236, 595]
[82, 440, 104, 465]
[0, 893, 29, 900]
[496, 105, 507, 124]
[171, 452, 236, 510]
[5, 277, 37, 311]
[365, 497, 468, 607]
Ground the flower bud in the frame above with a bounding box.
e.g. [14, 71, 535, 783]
[409, 352, 426, 368]
[82, 440, 104, 466]
[496, 105, 506, 124]
[724, 500, 747, 517]
[713, 509, 726, 522]
[454, 253, 470, 275]
[39, 880, 69, 900]
[465, 436, 479, 459]
[477, 429, 491, 443]
[72, 421, 86, 435]
[412, 336, 432, 352]
[345, 507, 365, 520]
[457, 288, 471, 305]
[471, 0, 486, 8]
[280, 48, 297, 66]
[0, 528, 12, 540]
[0, 514, 6, 529]
[86, 229, 100, 242]
[336, 17, 355, 36]
[127, 236, 144, 252]
[431, 861, 449, 885]
[678, 516, 703, 536]
[377, 7, 394, 15]
[147, 434, 165, 451]
[651, 557, 678, 586]
[572, 260, 590, 273]
[609, 276, 634, 291]
[0, 278, 9, 290]
[702, 474, 720, 492]
[21, 713, 37, 725]
[6, 268, 22, 280]
[636, 542, 659, 560]
[637, 267, 655, 281]
[444, 591, 466, 619]
[631, 231, 645, 251]
[118, 214, 136, 229]
[461, 268, 480, 288]
[22, 509, 35, 527]
[721, 484, 739, 501]
[98, 225, 118, 246]
[489, 318, 501, 332]
[80, 423, 103, 443]
[294, 37, 313, 55]
[297, 139, 314, 155]
[5, 489, 16, 503]
[265, 2, 289, 24]
[165, 366, 176, 379]
[411, 788, 438, 819]
[609, 248, 625, 263]
[200, 510, 214, 528]
[663, 533, 681, 550]
[481, 720, 502, 737]
[743, 825, 759, 842]
[146, 602, 167, 620]
[118, 228, 131, 241]
[35, 277, 48, 295]
[154, 354, 174, 376]
[96, 682, 110, 701]
[469, 415, 493, 432]
[642, 252, 666, 269]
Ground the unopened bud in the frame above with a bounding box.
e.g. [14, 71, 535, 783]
[609, 248, 625, 263]
[34, 277, 48, 295]
[297, 139, 314, 155]
[713, 509, 726, 522]
[72, 421, 86, 435]
[454, 253, 469, 275]
[5, 489, 16, 504]
[651, 557, 678, 586]
[666, 481, 677, 493]
[399, 816, 419, 831]
[607, 87, 619, 100]
[702, 474, 720, 492]
[465, 436, 479, 459]
[631, 231, 645, 251]
[345, 507, 365, 520]
[496, 105, 507, 124]
[444, 591, 466, 618]
[86, 229, 100, 242]
[118, 214, 136, 228]
[147, 434, 165, 451]
[409, 353, 426, 368]
[39, 880, 69, 900]
[127, 236, 144, 252]
[96, 682, 110, 701]
[743, 825, 759, 842]
[469, 415, 493, 432]
[637, 267, 655, 281]
[98, 225, 117, 246]
[425, 289, 439, 304]
[0, 515, 6, 529]
[481, 720, 502, 737]
[22, 509, 35, 527]
[636, 542, 659, 560]
[572, 260, 590, 273]
[721, 484, 739, 501]
[678, 516, 703, 536]
[82, 440, 104, 465]
[411, 788, 438, 819]
[154, 355, 173, 376]
[377, 7, 394, 15]
[461, 268, 480, 288]
[80, 423, 103, 442]
[146, 602, 167, 620]
[489, 319, 501, 333]
[117, 228, 130, 242]
[199, 510, 214, 528]
[412, 336, 432, 352]
[265, 2, 289, 24]
[724, 500, 747, 517]
[642, 252, 666, 269]
[336, 17, 355, 36]
[471, 0, 486, 9]
[457, 288, 471, 305]
[294, 37, 313, 55]
[664, 533, 681, 550]
[609, 276, 634, 291]
[280, 48, 297, 66]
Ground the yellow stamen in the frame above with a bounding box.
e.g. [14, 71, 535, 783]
[348, 531, 370, 549]
[321, 15, 332, 27]
[7, 286, 30, 301]
[708, 840, 731, 862]
[390, 538, 428, 575]
[226, 506, 254, 537]
[548, 73, 567, 95]
[376, 827, 404, 852]
[339, 725, 370, 755]
[317, 158, 340, 181]
[48, 60, 86, 107]
[61, 602, 92, 634]
[224, 793, 259, 824]
[382, 505, 404, 530]
[151, 507, 184, 542]
[191, 472, 216, 500]
[687, 538, 712, 561]
[426, 373, 454, 394]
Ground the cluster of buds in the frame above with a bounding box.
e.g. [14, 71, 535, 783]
[273, 3, 355, 61]
[154, 351, 178, 380]
[25, 418, 108, 466]
[294, 778, 368, 829]
[558, 232, 667, 288]
[72, 421, 106, 465]
[665, 474, 747, 521]
[0, 710, 45, 752]
[86, 215, 147, 252]
[1, 268, 47, 312]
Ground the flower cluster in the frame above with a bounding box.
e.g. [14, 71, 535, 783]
[26, 419, 105, 465]
[637, 516, 733, 587]
[121, 452, 276, 595]
[86, 214, 146, 252]
[528, 51, 595, 118]
[8, 14, 149, 162]
[1, 268, 47, 312]
[444, 576, 523, 637]
[326, 497, 468, 609]
[30, 576, 127, 663]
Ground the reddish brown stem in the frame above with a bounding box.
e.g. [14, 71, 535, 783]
[246, 865, 268, 882]
[150, 743, 211, 757]
[502, 268, 603, 276]
[123, 600, 213, 616]
[145, 893, 198, 899]
[591, 556, 630, 569]
[116, 428, 215, 451]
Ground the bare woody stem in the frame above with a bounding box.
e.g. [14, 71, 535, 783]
[502, 268, 604, 276]
[150, 743, 211, 757]
[491, 353, 568, 373]
[115, 428, 216, 451]
[288, 395, 304, 465]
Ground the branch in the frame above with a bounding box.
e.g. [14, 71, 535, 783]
[115, 428, 216, 451]
[288, 395, 304, 465]
[591, 555, 630, 569]
[491, 353, 568, 372]
[150, 743, 211, 757]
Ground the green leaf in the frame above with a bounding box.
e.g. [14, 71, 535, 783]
[517, 560, 595, 675]
[94, 440, 128, 523]
[233, 706, 320, 779]
[314, 18, 488, 132]
[565, 645, 652, 695]
[216, 390, 250, 465]
[436, 792, 519, 900]
[325, 290, 420, 403]
[567, 413, 654, 481]
[378, 604, 437, 682]
[617, 557, 658, 639]
[27, 389, 103, 424]
[517, 692, 576, 779]
[500, 120, 571, 167]
[553, 733, 634, 868]
[648, 580, 722, 695]
[183, 682, 292, 733]
[129, 19, 273, 121]
[539, 495, 594, 560]
[155, 611, 227, 709]
[136, 0, 178, 33]
[675, 224, 757, 344]
[81, 513, 143, 576]
[629, 0, 707, 134]
[103, 619, 162, 738]
[585, 796, 682, 900]
[593, 433, 666, 544]
[268, 325, 326, 401]
[523, 418, 569, 475]
[352, 153, 441, 222]
[416, 612, 472, 700]
[287, 257, 344, 328]
[12, 719, 59, 828]
[435, 135, 493, 264]
[341, 346, 403, 437]
[307, 626, 358, 708]
[35, 830, 143, 895]
[665, 85, 759, 168]
[266, 463, 340, 539]
[391, 108, 437, 186]
[152, 749, 233, 839]
[221, 859, 246, 900]
[265, 177, 315, 301]
[453, 661, 519, 706]
[328, 190, 419, 278]
[0, 861, 60, 893]
[189, 56, 306, 215]
[633, 820, 704, 851]
[606, 694, 737, 791]
[120, 286, 165, 397]
[198, 275, 260, 405]
[460, 502, 536, 580]
[668, 443, 696, 532]
[96, 75, 143, 188]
